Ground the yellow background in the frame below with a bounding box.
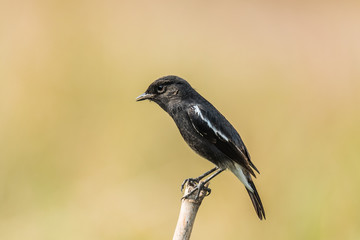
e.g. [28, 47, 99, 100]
[1, 1, 359, 239]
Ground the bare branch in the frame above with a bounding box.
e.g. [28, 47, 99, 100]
[173, 182, 210, 240]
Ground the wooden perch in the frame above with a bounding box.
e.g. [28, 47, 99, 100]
[173, 182, 210, 240]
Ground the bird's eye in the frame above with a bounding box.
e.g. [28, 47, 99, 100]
[157, 85, 166, 93]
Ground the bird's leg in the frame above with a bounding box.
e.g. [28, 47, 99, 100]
[181, 167, 219, 191]
[182, 168, 225, 200]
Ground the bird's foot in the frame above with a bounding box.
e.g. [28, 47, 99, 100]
[181, 181, 211, 200]
[180, 168, 223, 200]
[180, 177, 199, 192]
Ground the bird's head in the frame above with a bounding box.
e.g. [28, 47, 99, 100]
[136, 75, 193, 110]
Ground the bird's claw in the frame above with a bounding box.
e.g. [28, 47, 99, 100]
[181, 181, 211, 200]
[181, 177, 199, 192]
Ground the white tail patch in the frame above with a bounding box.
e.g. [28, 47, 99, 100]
[229, 163, 254, 192]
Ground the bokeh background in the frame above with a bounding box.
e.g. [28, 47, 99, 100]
[1, 0, 360, 239]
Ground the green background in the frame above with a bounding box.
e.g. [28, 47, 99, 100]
[1, 0, 359, 239]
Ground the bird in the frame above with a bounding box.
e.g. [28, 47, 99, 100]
[136, 75, 265, 220]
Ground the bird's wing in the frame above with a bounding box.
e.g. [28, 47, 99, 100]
[187, 105, 259, 177]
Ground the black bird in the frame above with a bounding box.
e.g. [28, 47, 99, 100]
[136, 75, 265, 220]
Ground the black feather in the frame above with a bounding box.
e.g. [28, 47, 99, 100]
[246, 179, 266, 220]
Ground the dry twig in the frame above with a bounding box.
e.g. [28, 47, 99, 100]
[173, 182, 210, 240]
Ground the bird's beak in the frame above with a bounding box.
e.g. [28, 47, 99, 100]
[136, 93, 154, 101]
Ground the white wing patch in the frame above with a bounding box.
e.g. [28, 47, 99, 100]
[192, 105, 229, 141]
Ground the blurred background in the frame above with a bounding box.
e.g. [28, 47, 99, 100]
[1, 0, 360, 239]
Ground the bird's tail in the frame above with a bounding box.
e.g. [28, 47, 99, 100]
[246, 178, 266, 220]
[230, 163, 266, 220]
